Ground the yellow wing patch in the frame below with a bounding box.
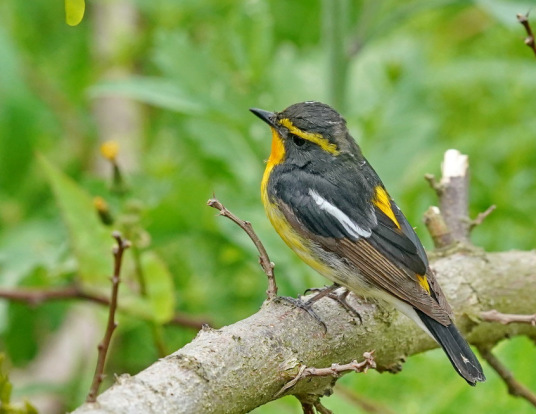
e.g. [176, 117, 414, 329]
[416, 274, 431, 294]
[279, 118, 340, 155]
[373, 186, 401, 229]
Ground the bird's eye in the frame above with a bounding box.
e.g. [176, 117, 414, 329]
[290, 133, 306, 147]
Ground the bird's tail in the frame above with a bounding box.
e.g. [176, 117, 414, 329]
[415, 309, 486, 385]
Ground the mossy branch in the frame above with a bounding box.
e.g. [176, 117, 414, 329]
[71, 250, 536, 414]
[71, 150, 536, 413]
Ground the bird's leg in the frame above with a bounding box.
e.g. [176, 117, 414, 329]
[305, 284, 363, 324]
[277, 296, 328, 331]
[278, 284, 362, 332]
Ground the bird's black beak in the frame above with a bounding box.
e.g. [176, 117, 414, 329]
[250, 108, 276, 127]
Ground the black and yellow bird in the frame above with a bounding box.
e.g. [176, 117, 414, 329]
[250, 101, 485, 385]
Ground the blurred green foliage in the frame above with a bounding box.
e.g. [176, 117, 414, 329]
[0, 0, 535, 412]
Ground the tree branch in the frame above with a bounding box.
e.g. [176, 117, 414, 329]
[0, 286, 208, 330]
[425, 149, 470, 245]
[86, 231, 130, 402]
[481, 310, 536, 326]
[207, 197, 278, 299]
[517, 12, 536, 57]
[477, 346, 536, 407]
[275, 352, 375, 398]
[469, 205, 496, 232]
[0, 286, 110, 306]
[71, 250, 536, 413]
[423, 206, 453, 248]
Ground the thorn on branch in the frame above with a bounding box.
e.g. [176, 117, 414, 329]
[477, 346, 536, 407]
[276, 352, 376, 398]
[86, 231, 130, 403]
[517, 12, 536, 57]
[469, 205, 496, 231]
[424, 173, 442, 196]
[207, 197, 278, 300]
[481, 309, 536, 326]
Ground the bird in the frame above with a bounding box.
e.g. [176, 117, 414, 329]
[250, 101, 485, 385]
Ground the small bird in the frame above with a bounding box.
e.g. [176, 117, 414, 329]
[250, 101, 485, 385]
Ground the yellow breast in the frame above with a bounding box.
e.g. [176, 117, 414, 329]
[261, 128, 333, 277]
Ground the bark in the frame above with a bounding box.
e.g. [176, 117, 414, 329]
[72, 250, 536, 414]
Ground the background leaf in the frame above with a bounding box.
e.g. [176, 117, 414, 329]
[1, 0, 536, 412]
[65, 0, 85, 26]
[140, 251, 175, 323]
[38, 154, 112, 287]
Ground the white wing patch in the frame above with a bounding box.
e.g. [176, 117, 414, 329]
[308, 189, 371, 238]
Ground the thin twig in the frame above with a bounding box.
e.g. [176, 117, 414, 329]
[477, 346, 536, 407]
[0, 287, 208, 330]
[481, 309, 536, 326]
[336, 385, 396, 414]
[0, 286, 109, 306]
[517, 12, 536, 57]
[207, 197, 278, 300]
[86, 231, 131, 403]
[424, 173, 441, 196]
[470, 205, 496, 231]
[313, 401, 334, 414]
[276, 352, 375, 397]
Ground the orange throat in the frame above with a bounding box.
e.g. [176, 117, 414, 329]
[261, 128, 285, 204]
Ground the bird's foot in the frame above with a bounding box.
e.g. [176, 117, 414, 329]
[304, 284, 362, 324]
[277, 295, 328, 331]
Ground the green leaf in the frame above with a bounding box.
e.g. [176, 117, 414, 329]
[38, 155, 112, 287]
[89, 77, 206, 115]
[0, 354, 12, 405]
[65, 0, 85, 26]
[140, 252, 175, 323]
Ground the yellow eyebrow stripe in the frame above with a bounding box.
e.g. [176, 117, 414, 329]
[279, 118, 340, 155]
[373, 186, 401, 229]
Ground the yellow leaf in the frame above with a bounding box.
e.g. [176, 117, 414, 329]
[65, 0, 85, 26]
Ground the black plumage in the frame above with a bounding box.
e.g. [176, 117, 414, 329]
[251, 101, 485, 385]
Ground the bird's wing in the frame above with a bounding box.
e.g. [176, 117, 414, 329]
[273, 169, 452, 324]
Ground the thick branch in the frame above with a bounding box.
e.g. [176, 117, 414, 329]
[72, 250, 536, 414]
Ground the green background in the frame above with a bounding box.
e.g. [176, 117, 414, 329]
[0, 0, 535, 412]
